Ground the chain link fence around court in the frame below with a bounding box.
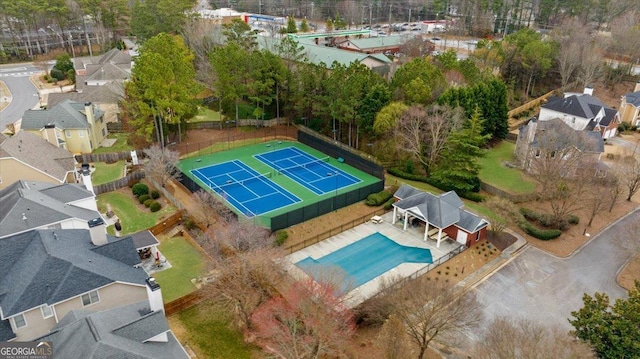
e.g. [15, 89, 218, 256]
[297, 126, 385, 180]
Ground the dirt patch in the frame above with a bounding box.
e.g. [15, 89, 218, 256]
[423, 240, 501, 283]
[345, 325, 441, 359]
[617, 253, 640, 291]
[487, 231, 517, 251]
[0, 80, 10, 112]
[517, 199, 637, 258]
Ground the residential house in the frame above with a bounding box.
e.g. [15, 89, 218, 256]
[515, 118, 605, 174]
[0, 180, 99, 239]
[391, 184, 488, 248]
[538, 87, 620, 140]
[21, 99, 108, 154]
[0, 180, 161, 258]
[47, 82, 125, 123]
[0, 132, 77, 189]
[0, 226, 163, 342]
[38, 301, 189, 359]
[619, 81, 640, 126]
[74, 48, 132, 78]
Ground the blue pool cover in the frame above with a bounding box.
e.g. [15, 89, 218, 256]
[295, 232, 433, 290]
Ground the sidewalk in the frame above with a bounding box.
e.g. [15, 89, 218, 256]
[0, 80, 10, 112]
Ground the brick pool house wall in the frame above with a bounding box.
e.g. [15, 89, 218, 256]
[442, 226, 487, 248]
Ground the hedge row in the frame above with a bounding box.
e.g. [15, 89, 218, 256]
[520, 207, 579, 231]
[517, 220, 562, 240]
[387, 168, 484, 202]
[366, 190, 393, 206]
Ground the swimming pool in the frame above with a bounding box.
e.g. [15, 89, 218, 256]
[295, 232, 433, 290]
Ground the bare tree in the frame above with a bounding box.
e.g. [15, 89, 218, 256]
[386, 278, 482, 359]
[528, 120, 600, 224]
[606, 173, 622, 212]
[610, 11, 640, 69]
[394, 104, 464, 175]
[143, 145, 181, 187]
[611, 154, 640, 201]
[473, 317, 595, 359]
[201, 221, 284, 329]
[583, 174, 617, 227]
[550, 18, 589, 90]
[578, 35, 608, 88]
[376, 315, 413, 359]
[191, 189, 235, 228]
[181, 17, 224, 85]
[250, 277, 356, 359]
[485, 196, 523, 237]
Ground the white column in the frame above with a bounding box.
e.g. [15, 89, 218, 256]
[423, 225, 429, 242]
[392, 206, 397, 224]
[436, 228, 442, 248]
[403, 212, 408, 231]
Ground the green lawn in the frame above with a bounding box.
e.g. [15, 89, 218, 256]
[91, 161, 125, 186]
[174, 301, 254, 359]
[96, 192, 176, 235]
[153, 236, 208, 302]
[93, 133, 133, 154]
[478, 141, 536, 194]
[190, 107, 223, 123]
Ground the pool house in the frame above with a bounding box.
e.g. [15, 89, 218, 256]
[391, 184, 488, 248]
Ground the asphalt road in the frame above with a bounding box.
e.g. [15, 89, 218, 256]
[0, 64, 41, 129]
[470, 208, 639, 338]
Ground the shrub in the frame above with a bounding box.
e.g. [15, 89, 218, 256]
[150, 190, 160, 199]
[462, 192, 484, 202]
[184, 217, 197, 230]
[566, 215, 579, 225]
[517, 220, 562, 240]
[50, 68, 65, 81]
[138, 194, 150, 204]
[274, 230, 288, 246]
[519, 207, 540, 221]
[365, 190, 393, 206]
[538, 214, 555, 227]
[128, 178, 140, 188]
[149, 201, 161, 212]
[132, 183, 149, 197]
[143, 199, 154, 207]
[386, 168, 483, 201]
[383, 198, 395, 210]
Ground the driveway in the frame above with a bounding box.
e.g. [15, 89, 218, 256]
[471, 208, 639, 335]
[608, 136, 638, 153]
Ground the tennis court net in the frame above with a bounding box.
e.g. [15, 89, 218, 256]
[276, 157, 330, 175]
[207, 172, 272, 191]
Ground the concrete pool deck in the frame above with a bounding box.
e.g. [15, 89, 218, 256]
[285, 211, 464, 306]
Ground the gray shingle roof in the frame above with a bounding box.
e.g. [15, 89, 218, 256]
[393, 185, 488, 232]
[85, 63, 130, 82]
[342, 35, 406, 50]
[0, 319, 15, 341]
[0, 229, 146, 317]
[531, 119, 604, 153]
[0, 180, 98, 238]
[129, 230, 159, 250]
[39, 302, 188, 359]
[624, 91, 640, 107]
[47, 82, 124, 107]
[0, 131, 75, 181]
[21, 99, 104, 131]
[542, 94, 607, 119]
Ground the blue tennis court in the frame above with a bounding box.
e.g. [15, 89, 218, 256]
[295, 232, 433, 290]
[190, 160, 301, 217]
[254, 147, 361, 195]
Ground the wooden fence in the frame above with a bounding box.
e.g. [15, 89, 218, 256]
[165, 290, 205, 316]
[149, 212, 184, 236]
[76, 151, 134, 164]
[93, 171, 145, 195]
[284, 207, 387, 254]
[480, 181, 538, 203]
[507, 90, 556, 118]
[147, 178, 186, 212]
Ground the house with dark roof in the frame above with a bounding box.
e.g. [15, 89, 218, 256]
[0, 180, 99, 239]
[21, 99, 108, 154]
[0, 132, 77, 189]
[391, 184, 488, 248]
[0, 227, 163, 342]
[515, 118, 605, 175]
[74, 48, 132, 78]
[620, 81, 640, 126]
[538, 87, 620, 140]
[38, 301, 189, 359]
[47, 82, 124, 124]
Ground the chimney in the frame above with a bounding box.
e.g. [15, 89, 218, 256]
[583, 86, 594, 96]
[43, 123, 59, 147]
[145, 277, 165, 312]
[87, 217, 108, 246]
[634, 81, 640, 93]
[84, 102, 95, 126]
